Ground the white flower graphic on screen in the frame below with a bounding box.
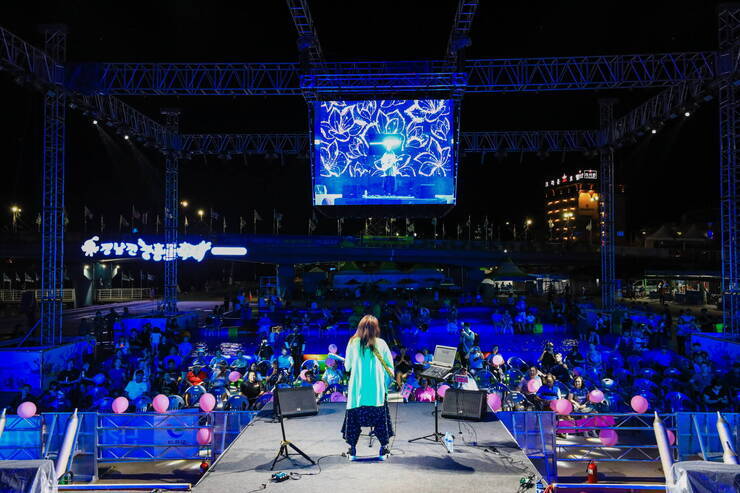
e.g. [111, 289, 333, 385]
[376, 109, 406, 135]
[319, 140, 348, 177]
[405, 100, 448, 124]
[405, 124, 429, 149]
[321, 106, 365, 143]
[415, 139, 451, 177]
[431, 117, 451, 142]
[352, 100, 378, 124]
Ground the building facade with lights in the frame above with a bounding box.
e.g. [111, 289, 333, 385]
[544, 169, 625, 244]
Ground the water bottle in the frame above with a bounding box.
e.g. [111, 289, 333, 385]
[443, 431, 454, 453]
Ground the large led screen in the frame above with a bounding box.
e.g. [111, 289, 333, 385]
[312, 99, 456, 206]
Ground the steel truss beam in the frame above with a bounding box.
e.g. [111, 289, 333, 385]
[607, 80, 707, 145]
[718, 5, 740, 334]
[40, 28, 66, 346]
[71, 51, 717, 96]
[0, 25, 57, 82]
[461, 130, 598, 153]
[447, 0, 479, 60]
[286, 0, 323, 64]
[599, 99, 617, 316]
[161, 111, 180, 316]
[180, 130, 599, 156]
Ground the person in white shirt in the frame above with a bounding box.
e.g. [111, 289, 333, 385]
[125, 370, 149, 401]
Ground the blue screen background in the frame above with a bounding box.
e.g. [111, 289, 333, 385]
[313, 99, 456, 206]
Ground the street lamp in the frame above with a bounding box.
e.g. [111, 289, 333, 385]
[197, 209, 204, 221]
[10, 205, 21, 232]
[180, 200, 188, 208]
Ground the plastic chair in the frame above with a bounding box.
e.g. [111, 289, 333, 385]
[256, 360, 272, 376]
[226, 394, 249, 411]
[474, 370, 496, 389]
[301, 359, 320, 372]
[663, 367, 682, 378]
[134, 396, 151, 412]
[632, 378, 659, 394]
[639, 367, 657, 380]
[613, 367, 632, 382]
[168, 394, 185, 410]
[506, 369, 525, 390]
[184, 384, 206, 407]
[661, 378, 681, 392]
[665, 391, 693, 412]
[507, 357, 530, 373]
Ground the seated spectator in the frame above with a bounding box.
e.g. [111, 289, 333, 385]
[209, 349, 228, 370]
[125, 370, 149, 401]
[108, 359, 128, 394]
[567, 376, 592, 413]
[702, 378, 729, 411]
[240, 371, 265, 409]
[322, 364, 343, 387]
[519, 366, 543, 394]
[162, 346, 183, 369]
[467, 346, 485, 374]
[40, 381, 68, 411]
[9, 384, 38, 411]
[535, 374, 564, 408]
[538, 341, 557, 372]
[192, 349, 209, 367]
[231, 350, 249, 372]
[394, 347, 413, 389]
[550, 353, 571, 385]
[58, 359, 81, 388]
[586, 343, 603, 370]
[273, 348, 294, 374]
[186, 365, 208, 387]
[178, 334, 193, 359]
[257, 339, 274, 361]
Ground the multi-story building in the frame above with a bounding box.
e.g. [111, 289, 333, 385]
[544, 169, 624, 244]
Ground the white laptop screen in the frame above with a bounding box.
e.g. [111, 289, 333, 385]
[433, 345, 456, 367]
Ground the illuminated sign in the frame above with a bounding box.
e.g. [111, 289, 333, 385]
[545, 169, 598, 187]
[80, 236, 247, 262]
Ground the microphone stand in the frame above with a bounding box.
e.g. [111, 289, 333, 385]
[408, 375, 447, 446]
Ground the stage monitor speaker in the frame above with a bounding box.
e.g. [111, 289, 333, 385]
[441, 389, 487, 421]
[275, 387, 318, 418]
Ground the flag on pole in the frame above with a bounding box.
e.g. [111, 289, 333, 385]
[84, 206, 93, 220]
[36, 213, 41, 232]
[184, 216, 189, 229]
[457, 224, 462, 239]
[239, 216, 246, 234]
[142, 212, 148, 225]
[223, 216, 227, 233]
[63, 209, 70, 230]
[155, 214, 161, 233]
[585, 219, 593, 231]
[132, 206, 141, 219]
[15, 273, 21, 282]
[119, 215, 130, 231]
[254, 210, 262, 222]
[2, 273, 10, 283]
[24, 273, 33, 283]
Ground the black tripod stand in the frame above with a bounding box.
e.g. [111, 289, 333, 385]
[408, 376, 447, 445]
[270, 390, 315, 470]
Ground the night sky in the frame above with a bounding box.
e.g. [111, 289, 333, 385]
[0, 1, 724, 237]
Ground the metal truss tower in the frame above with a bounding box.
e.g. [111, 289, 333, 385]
[40, 27, 66, 346]
[718, 4, 740, 334]
[599, 99, 617, 316]
[161, 109, 181, 316]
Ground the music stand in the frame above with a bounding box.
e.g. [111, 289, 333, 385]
[270, 389, 315, 470]
[408, 375, 447, 445]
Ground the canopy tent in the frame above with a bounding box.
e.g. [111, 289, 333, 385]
[485, 258, 534, 282]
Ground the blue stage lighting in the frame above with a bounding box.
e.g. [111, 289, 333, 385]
[381, 135, 403, 151]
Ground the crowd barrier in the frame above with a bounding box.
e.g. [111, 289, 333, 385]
[0, 410, 259, 482]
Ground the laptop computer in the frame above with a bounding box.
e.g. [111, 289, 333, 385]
[419, 345, 457, 381]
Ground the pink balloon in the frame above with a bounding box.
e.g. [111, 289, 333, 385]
[589, 390, 605, 404]
[299, 369, 309, 381]
[16, 401, 36, 419]
[414, 352, 425, 364]
[325, 358, 336, 367]
[492, 354, 504, 366]
[196, 427, 213, 445]
[555, 398, 573, 415]
[328, 344, 338, 354]
[228, 371, 241, 382]
[667, 429, 676, 446]
[630, 395, 649, 414]
[437, 384, 450, 398]
[527, 378, 542, 393]
[199, 393, 216, 412]
[549, 399, 559, 411]
[111, 396, 129, 414]
[600, 429, 619, 446]
[487, 393, 502, 411]
[313, 381, 327, 394]
[152, 394, 169, 413]
[329, 391, 347, 402]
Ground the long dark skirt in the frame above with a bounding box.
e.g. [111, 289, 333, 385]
[341, 402, 394, 447]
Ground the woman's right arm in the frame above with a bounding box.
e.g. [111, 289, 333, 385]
[344, 340, 354, 373]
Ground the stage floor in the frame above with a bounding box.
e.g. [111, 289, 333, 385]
[195, 402, 544, 493]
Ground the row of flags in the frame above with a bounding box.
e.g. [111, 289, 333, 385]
[2, 272, 39, 283]
[25, 206, 536, 240]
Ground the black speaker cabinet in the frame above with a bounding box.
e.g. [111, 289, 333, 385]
[441, 389, 487, 421]
[275, 386, 318, 418]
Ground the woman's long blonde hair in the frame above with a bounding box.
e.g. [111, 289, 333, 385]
[351, 314, 380, 350]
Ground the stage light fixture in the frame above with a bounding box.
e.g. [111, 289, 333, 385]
[124, 135, 130, 140]
[684, 111, 691, 117]
[92, 119, 98, 125]
[651, 129, 657, 134]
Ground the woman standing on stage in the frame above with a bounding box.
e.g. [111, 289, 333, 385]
[341, 314, 395, 459]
